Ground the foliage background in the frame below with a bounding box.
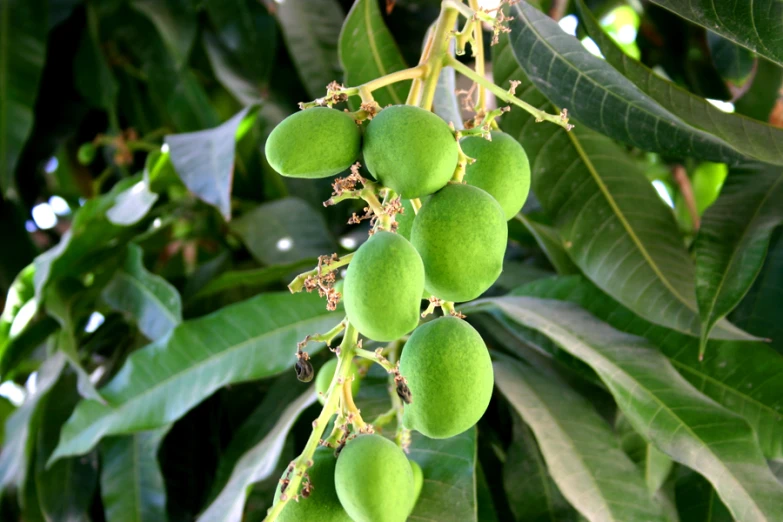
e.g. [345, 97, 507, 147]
[0, 0, 782, 521]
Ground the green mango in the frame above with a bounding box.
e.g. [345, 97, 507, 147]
[265, 107, 361, 178]
[344, 231, 424, 341]
[395, 198, 416, 240]
[363, 105, 458, 198]
[410, 460, 423, 509]
[274, 447, 352, 522]
[461, 131, 530, 220]
[400, 317, 493, 439]
[411, 183, 507, 302]
[335, 434, 415, 522]
[315, 358, 360, 405]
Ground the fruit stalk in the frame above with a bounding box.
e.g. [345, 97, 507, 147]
[445, 54, 575, 131]
[468, 0, 487, 113]
[288, 253, 354, 293]
[264, 323, 360, 522]
[418, 5, 460, 111]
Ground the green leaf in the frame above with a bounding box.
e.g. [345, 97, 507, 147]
[732, 229, 783, 354]
[694, 164, 783, 353]
[0, 0, 48, 197]
[49, 291, 339, 463]
[675, 470, 733, 522]
[107, 171, 159, 226]
[649, 0, 783, 67]
[0, 352, 65, 493]
[708, 31, 756, 85]
[100, 427, 171, 522]
[33, 176, 149, 301]
[102, 244, 182, 341]
[735, 58, 783, 121]
[408, 428, 478, 522]
[275, 0, 344, 99]
[339, 0, 409, 108]
[165, 106, 255, 220]
[515, 214, 579, 275]
[505, 2, 746, 165]
[198, 387, 316, 522]
[502, 275, 783, 460]
[35, 373, 99, 522]
[481, 296, 783, 521]
[494, 356, 666, 522]
[577, 0, 783, 167]
[503, 417, 579, 522]
[190, 258, 315, 305]
[74, 3, 118, 116]
[132, 0, 196, 70]
[615, 414, 673, 494]
[492, 34, 748, 341]
[203, 32, 263, 106]
[0, 264, 35, 361]
[230, 198, 337, 266]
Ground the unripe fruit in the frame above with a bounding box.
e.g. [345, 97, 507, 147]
[265, 107, 361, 178]
[335, 434, 415, 522]
[77, 143, 97, 165]
[410, 460, 423, 506]
[400, 317, 493, 439]
[344, 231, 424, 341]
[363, 105, 458, 198]
[274, 448, 351, 522]
[315, 358, 360, 405]
[461, 131, 531, 220]
[411, 184, 507, 302]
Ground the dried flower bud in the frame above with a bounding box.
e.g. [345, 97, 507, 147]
[295, 358, 314, 382]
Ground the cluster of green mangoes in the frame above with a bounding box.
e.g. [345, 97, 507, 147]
[266, 103, 530, 520]
[275, 434, 422, 522]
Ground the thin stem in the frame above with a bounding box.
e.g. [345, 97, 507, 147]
[445, 55, 574, 131]
[407, 29, 436, 105]
[288, 253, 354, 293]
[302, 66, 427, 108]
[355, 347, 396, 373]
[411, 198, 422, 213]
[468, 0, 486, 112]
[419, 5, 460, 111]
[673, 165, 700, 231]
[264, 324, 359, 522]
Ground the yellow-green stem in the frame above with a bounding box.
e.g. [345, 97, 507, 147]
[419, 5, 460, 111]
[468, 0, 487, 112]
[445, 55, 573, 131]
[288, 253, 354, 293]
[263, 324, 359, 522]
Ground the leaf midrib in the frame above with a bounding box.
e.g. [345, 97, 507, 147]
[113, 271, 179, 327]
[497, 299, 765, 520]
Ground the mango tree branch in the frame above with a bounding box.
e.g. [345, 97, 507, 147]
[264, 323, 360, 522]
[445, 55, 574, 131]
[419, 5, 460, 111]
[468, 0, 487, 112]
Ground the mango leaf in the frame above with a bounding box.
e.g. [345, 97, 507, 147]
[675, 470, 733, 522]
[481, 296, 783, 521]
[694, 164, 783, 352]
[506, 2, 746, 165]
[49, 291, 339, 463]
[106, 171, 158, 226]
[0, 352, 65, 494]
[33, 176, 150, 301]
[0, 264, 35, 362]
[0, 0, 48, 197]
[500, 275, 783, 460]
[408, 427, 478, 522]
[102, 244, 182, 341]
[230, 198, 336, 266]
[732, 229, 783, 354]
[614, 414, 673, 495]
[165, 106, 255, 220]
[493, 35, 748, 341]
[74, 3, 118, 116]
[100, 427, 171, 522]
[649, 0, 783, 67]
[339, 0, 409, 108]
[503, 416, 579, 522]
[275, 0, 344, 99]
[495, 356, 666, 522]
[577, 0, 783, 167]
[515, 214, 579, 275]
[198, 387, 316, 522]
[708, 31, 756, 85]
[35, 373, 99, 522]
[132, 0, 196, 70]
[735, 58, 783, 121]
